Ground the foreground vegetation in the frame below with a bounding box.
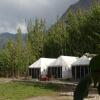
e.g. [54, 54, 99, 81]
[0, 82, 56, 100]
[74, 55, 100, 100]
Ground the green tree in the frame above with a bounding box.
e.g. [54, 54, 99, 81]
[5, 39, 16, 77]
[27, 19, 45, 59]
[44, 18, 68, 58]
[66, 3, 100, 56]
[0, 49, 9, 77]
[15, 28, 24, 77]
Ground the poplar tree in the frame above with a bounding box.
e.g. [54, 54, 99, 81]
[15, 28, 23, 77]
[27, 19, 45, 59]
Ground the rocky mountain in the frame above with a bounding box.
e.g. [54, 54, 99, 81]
[49, 0, 100, 32]
[0, 33, 26, 48]
[61, 0, 100, 20]
[65, 0, 93, 13]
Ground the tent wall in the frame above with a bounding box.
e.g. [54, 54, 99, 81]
[47, 66, 72, 79]
[29, 56, 78, 79]
[72, 65, 90, 80]
[48, 66, 62, 79]
[62, 66, 72, 79]
[41, 67, 47, 75]
[48, 56, 78, 79]
[29, 58, 56, 78]
[31, 68, 41, 79]
[29, 67, 47, 79]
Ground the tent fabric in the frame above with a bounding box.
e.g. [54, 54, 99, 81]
[49, 56, 79, 68]
[72, 55, 91, 66]
[29, 58, 56, 69]
[29, 58, 56, 75]
[48, 56, 79, 79]
[29, 56, 79, 79]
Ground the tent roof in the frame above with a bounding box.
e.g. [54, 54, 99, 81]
[49, 56, 79, 68]
[72, 55, 91, 66]
[29, 58, 56, 68]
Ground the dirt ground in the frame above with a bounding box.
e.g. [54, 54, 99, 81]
[26, 96, 72, 100]
[26, 92, 100, 100]
[26, 95, 100, 100]
[0, 78, 12, 83]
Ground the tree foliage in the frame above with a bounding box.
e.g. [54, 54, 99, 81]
[66, 3, 100, 56]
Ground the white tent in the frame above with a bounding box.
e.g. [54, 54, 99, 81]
[48, 56, 79, 79]
[29, 58, 56, 75]
[72, 55, 91, 66]
[71, 56, 92, 80]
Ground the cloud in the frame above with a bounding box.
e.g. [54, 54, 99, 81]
[16, 22, 27, 33]
[0, 0, 79, 33]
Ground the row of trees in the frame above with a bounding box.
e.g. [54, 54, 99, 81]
[0, 3, 100, 77]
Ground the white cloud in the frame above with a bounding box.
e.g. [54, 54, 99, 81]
[0, 0, 79, 33]
[16, 22, 27, 33]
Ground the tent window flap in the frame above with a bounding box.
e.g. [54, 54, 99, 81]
[48, 66, 62, 78]
[32, 68, 40, 78]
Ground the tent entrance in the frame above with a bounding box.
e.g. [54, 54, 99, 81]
[32, 68, 40, 79]
[48, 66, 62, 79]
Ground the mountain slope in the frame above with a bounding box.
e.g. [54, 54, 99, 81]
[49, 0, 100, 32]
[61, 0, 100, 20]
[0, 33, 26, 48]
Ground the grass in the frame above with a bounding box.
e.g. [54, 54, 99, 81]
[0, 82, 56, 100]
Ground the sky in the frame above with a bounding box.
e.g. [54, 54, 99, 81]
[0, 0, 79, 33]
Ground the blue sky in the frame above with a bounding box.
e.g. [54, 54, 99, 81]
[0, 0, 79, 33]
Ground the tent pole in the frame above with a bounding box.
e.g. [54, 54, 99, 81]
[60, 67, 63, 78]
[80, 66, 81, 79]
[36, 69, 37, 79]
[56, 67, 58, 78]
[84, 66, 86, 77]
[51, 67, 52, 79]
[75, 66, 76, 80]
[33, 69, 34, 78]
[31, 69, 32, 77]
[34, 69, 35, 78]
[88, 66, 90, 75]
